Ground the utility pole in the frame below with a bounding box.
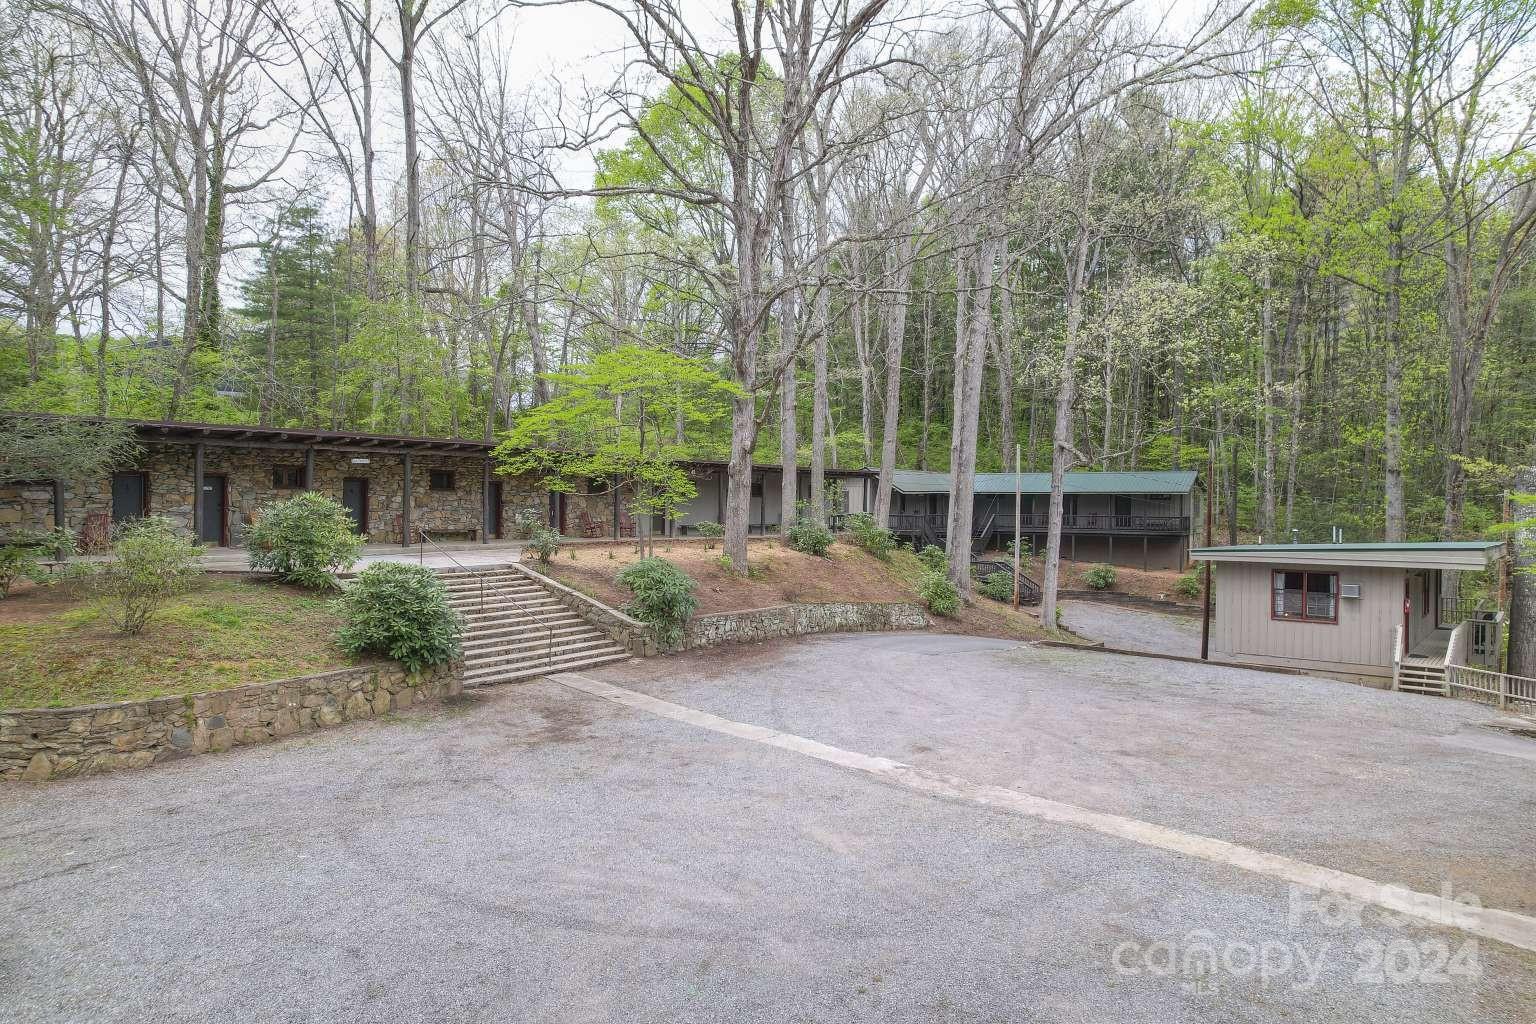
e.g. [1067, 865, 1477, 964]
[1012, 444, 1022, 609]
[1202, 440, 1215, 661]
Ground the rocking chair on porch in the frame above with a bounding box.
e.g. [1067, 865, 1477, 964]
[575, 509, 604, 538]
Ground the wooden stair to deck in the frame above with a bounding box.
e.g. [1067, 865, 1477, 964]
[1398, 653, 1449, 696]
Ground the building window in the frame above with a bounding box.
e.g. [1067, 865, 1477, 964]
[272, 465, 304, 489]
[750, 477, 763, 498]
[429, 469, 455, 491]
[1272, 570, 1338, 623]
[586, 477, 607, 494]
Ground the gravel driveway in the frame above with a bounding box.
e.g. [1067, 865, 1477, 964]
[3, 634, 1534, 1023]
[1060, 597, 1202, 656]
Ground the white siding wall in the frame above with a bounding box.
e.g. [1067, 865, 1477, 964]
[1211, 562, 1406, 677]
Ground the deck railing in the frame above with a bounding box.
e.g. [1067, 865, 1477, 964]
[1445, 663, 1536, 710]
[872, 511, 1191, 539]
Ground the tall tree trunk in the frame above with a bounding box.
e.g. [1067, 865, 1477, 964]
[1508, 470, 1536, 679]
[1442, 239, 1477, 539]
[809, 182, 831, 524]
[918, 288, 933, 472]
[1039, 231, 1092, 629]
[945, 237, 1001, 596]
[874, 238, 914, 525]
[398, 20, 420, 301]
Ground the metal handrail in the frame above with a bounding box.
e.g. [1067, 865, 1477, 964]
[418, 529, 554, 666]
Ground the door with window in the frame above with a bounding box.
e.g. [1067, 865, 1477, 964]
[342, 477, 369, 534]
[199, 475, 227, 545]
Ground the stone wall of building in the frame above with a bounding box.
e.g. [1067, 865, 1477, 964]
[682, 602, 930, 650]
[1, 662, 460, 782]
[1, 440, 548, 548]
[0, 482, 56, 533]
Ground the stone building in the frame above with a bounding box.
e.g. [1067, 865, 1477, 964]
[1, 418, 879, 548]
[1, 419, 545, 548]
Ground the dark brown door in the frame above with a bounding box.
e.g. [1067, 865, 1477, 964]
[111, 472, 148, 524]
[199, 474, 227, 545]
[342, 477, 369, 534]
[489, 480, 504, 539]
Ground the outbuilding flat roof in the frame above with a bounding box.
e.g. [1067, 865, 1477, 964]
[1189, 541, 1506, 570]
[891, 469, 1198, 496]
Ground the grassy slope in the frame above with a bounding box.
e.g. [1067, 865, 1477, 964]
[0, 577, 356, 709]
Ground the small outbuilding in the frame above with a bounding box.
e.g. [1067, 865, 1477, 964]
[1189, 542, 1507, 687]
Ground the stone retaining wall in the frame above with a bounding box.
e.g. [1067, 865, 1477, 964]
[682, 602, 929, 650]
[1, 663, 460, 782]
[511, 562, 659, 656]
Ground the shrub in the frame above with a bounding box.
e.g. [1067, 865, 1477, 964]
[693, 520, 725, 549]
[0, 545, 44, 600]
[1083, 563, 1117, 590]
[527, 525, 561, 563]
[917, 571, 960, 617]
[617, 556, 698, 649]
[334, 563, 462, 672]
[846, 513, 896, 560]
[785, 504, 834, 556]
[0, 527, 75, 598]
[917, 544, 947, 574]
[95, 517, 203, 634]
[715, 553, 734, 572]
[1175, 569, 1203, 600]
[977, 571, 1014, 602]
[509, 508, 544, 540]
[247, 491, 363, 589]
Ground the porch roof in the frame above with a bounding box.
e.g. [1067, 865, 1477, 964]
[21, 415, 494, 456]
[1189, 541, 1505, 570]
[890, 469, 1198, 496]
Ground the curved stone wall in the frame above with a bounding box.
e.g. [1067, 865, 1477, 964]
[1, 663, 459, 782]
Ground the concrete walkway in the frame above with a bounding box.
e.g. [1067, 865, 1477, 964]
[200, 540, 527, 572]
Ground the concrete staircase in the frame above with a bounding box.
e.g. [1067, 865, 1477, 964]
[437, 567, 630, 687]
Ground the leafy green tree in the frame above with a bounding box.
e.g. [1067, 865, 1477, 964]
[492, 345, 742, 555]
[237, 205, 350, 426]
[0, 415, 141, 481]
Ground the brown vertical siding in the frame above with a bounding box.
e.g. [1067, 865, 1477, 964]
[1212, 562, 1406, 673]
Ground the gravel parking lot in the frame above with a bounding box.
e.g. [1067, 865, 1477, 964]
[1059, 597, 1202, 656]
[4, 633, 1534, 1023]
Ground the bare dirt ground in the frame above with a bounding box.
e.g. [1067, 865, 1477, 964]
[542, 537, 921, 613]
[542, 538, 1057, 641]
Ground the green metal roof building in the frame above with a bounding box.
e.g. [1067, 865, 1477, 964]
[886, 469, 1200, 569]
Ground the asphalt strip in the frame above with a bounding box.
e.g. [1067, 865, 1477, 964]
[550, 670, 1536, 955]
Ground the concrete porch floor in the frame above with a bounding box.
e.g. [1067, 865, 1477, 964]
[189, 539, 528, 572]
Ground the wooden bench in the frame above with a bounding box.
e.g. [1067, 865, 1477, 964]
[415, 526, 479, 544]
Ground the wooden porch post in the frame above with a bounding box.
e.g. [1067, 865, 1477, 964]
[192, 442, 204, 540]
[1143, 535, 1149, 571]
[481, 458, 491, 544]
[401, 452, 413, 547]
[304, 447, 315, 490]
[612, 487, 620, 540]
[51, 479, 63, 532]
